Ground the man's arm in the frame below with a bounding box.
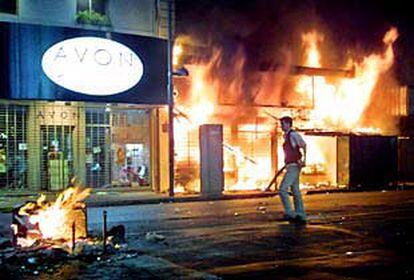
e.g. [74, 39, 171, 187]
[290, 132, 306, 166]
[301, 143, 307, 166]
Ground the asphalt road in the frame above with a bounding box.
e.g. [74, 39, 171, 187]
[81, 190, 414, 279]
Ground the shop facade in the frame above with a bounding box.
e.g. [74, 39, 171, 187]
[0, 22, 170, 192]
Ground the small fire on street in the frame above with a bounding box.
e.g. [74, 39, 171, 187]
[11, 187, 90, 250]
[2, 187, 133, 277]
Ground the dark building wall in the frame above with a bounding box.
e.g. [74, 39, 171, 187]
[108, 0, 156, 35]
[349, 136, 398, 189]
[0, 0, 170, 37]
[409, 86, 414, 115]
[399, 138, 414, 182]
[19, 0, 76, 26]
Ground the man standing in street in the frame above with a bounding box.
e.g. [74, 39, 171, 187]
[279, 116, 307, 224]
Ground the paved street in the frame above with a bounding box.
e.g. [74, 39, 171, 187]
[87, 190, 414, 279]
[1, 189, 414, 279]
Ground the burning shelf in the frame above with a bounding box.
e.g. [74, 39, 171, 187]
[259, 63, 356, 78]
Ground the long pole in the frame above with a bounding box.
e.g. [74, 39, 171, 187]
[72, 221, 76, 253]
[167, 0, 175, 197]
[102, 210, 107, 254]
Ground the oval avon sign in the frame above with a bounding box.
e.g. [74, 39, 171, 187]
[41, 37, 144, 96]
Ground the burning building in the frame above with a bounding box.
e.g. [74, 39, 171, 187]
[0, 2, 410, 198]
[172, 27, 408, 194]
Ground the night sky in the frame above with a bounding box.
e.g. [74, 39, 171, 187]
[176, 0, 414, 85]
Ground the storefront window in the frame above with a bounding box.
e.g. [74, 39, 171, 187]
[111, 108, 151, 188]
[85, 105, 151, 189]
[77, 0, 107, 15]
[0, 104, 28, 189]
[85, 107, 111, 188]
[0, 0, 17, 14]
[0, 101, 153, 191]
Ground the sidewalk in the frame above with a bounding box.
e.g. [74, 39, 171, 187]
[1, 184, 408, 213]
[0, 189, 278, 213]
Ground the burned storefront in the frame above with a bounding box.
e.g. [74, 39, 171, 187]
[172, 28, 408, 194]
[0, 22, 169, 193]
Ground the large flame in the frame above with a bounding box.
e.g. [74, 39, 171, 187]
[173, 28, 401, 193]
[297, 28, 398, 131]
[223, 125, 272, 191]
[174, 50, 271, 192]
[15, 187, 90, 247]
[184, 65, 216, 126]
[173, 49, 223, 192]
[173, 43, 183, 67]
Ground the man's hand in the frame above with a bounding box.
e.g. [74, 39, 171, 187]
[297, 159, 306, 168]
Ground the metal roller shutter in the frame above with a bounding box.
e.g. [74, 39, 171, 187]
[0, 103, 29, 189]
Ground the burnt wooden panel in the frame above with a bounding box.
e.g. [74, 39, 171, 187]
[349, 136, 398, 189]
[398, 137, 414, 182]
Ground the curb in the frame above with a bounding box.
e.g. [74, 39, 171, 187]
[85, 192, 277, 208]
[3, 187, 411, 212]
[0, 192, 277, 213]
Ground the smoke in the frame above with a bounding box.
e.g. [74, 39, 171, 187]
[175, 0, 323, 113]
[252, 49, 293, 106]
[175, 0, 405, 132]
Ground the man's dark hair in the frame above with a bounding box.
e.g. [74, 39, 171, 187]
[280, 116, 293, 126]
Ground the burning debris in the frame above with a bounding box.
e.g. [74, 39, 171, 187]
[11, 187, 90, 249]
[145, 232, 166, 243]
[1, 187, 136, 278]
[175, 160, 199, 193]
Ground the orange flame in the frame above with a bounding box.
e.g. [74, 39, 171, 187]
[173, 49, 223, 192]
[173, 28, 400, 193]
[297, 28, 398, 131]
[301, 31, 324, 67]
[173, 43, 183, 67]
[16, 187, 90, 246]
[185, 64, 216, 125]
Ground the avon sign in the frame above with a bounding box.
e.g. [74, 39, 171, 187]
[41, 37, 144, 96]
